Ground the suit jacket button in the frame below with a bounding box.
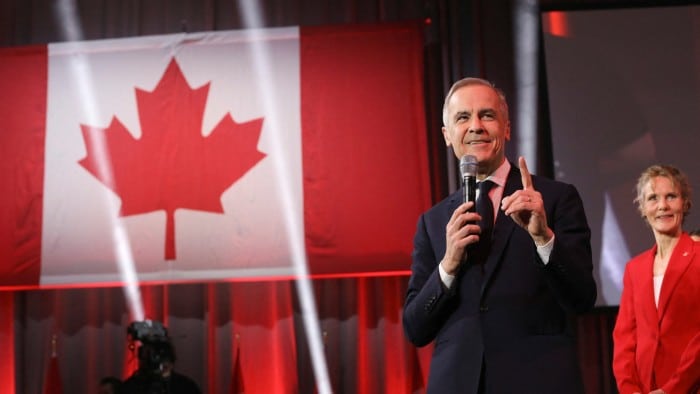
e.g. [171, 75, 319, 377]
[480, 305, 488, 312]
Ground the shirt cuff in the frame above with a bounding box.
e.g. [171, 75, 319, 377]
[439, 262, 455, 289]
[537, 234, 555, 265]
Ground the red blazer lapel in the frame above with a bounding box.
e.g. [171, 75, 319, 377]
[657, 233, 696, 321]
[635, 248, 658, 322]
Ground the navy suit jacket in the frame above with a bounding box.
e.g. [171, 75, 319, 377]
[403, 163, 596, 394]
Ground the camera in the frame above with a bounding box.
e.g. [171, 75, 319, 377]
[123, 320, 201, 393]
[127, 320, 174, 375]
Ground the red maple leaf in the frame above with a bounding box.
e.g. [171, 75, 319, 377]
[79, 58, 266, 260]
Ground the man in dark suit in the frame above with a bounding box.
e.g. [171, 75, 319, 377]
[402, 77, 597, 393]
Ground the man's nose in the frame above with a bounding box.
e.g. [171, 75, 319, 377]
[468, 117, 484, 133]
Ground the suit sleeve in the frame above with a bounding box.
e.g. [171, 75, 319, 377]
[402, 213, 457, 347]
[661, 330, 700, 393]
[540, 183, 597, 313]
[612, 265, 643, 394]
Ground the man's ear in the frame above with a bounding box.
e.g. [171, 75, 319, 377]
[441, 126, 451, 147]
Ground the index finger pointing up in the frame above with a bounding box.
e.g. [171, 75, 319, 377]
[519, 156, 533, 190]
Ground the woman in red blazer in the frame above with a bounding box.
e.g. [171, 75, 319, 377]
[613, 164, 700, 394]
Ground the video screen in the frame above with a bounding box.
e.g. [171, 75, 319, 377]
[541, 5, 700, 305]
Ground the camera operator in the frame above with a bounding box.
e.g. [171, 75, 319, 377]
[121, 322, 201, 394]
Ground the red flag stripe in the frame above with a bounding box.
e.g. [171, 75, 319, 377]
[300, 23, 430, 275]
[0, 45, 47, 288]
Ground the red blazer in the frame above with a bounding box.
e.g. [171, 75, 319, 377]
[613, 233, 700, 393]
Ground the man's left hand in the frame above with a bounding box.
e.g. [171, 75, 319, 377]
[501, 156, 553, 246]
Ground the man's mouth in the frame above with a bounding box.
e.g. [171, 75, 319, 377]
[465, 139, 490, 145]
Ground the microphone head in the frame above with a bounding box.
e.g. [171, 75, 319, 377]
[460, 155, 477, 178]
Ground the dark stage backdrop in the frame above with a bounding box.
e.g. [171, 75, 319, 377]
[541, 4, 700, 306]
[0, 0, 644, 393]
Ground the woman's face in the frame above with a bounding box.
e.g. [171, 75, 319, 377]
[640, 176, 685, 237]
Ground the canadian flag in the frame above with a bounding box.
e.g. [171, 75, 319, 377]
[0, 23, 431, 289]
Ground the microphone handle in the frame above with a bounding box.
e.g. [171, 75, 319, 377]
[463, 175, 476, 212]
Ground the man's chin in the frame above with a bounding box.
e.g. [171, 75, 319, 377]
[466, 151, 494, 163]
[476, 156, 506, 174]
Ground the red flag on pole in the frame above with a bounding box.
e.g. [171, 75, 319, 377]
[42, 335, 63, 394]
[230, 335, 245, 394]
[122, 340, 140, 380]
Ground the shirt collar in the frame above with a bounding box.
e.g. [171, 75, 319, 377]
[483, 159, 510, 189]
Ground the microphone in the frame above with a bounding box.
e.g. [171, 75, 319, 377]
[460, 154, 477, 211]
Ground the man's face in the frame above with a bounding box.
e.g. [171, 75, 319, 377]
[442, 84, 511, 177]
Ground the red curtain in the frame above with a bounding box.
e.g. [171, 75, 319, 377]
[2, 279, 617, 393]
[0, 292, 15, 393]
[6, 277, 436, 393]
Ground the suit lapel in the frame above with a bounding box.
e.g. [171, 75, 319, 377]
[657, 234, 695, 320]
[636, 249, 657, 323]
[481, 165, 521, 293]
[447, 191, 461, 217]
